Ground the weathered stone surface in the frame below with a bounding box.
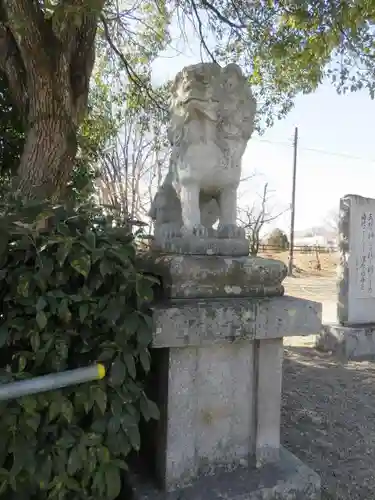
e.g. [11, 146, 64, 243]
[338, 194, 375, 324]
[150, 343, 256, 491]
[152, 296, 322, 348]
[255, 340, 283, 468]
[316, 323, 375, 360]
[147, 255, 287, 299]
[131, 447, 321, 500]
[137, 296, 321, 495]
[149, 62, 256, 252]
[151, 235, 249, 256]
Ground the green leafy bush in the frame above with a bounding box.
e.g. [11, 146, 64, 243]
[0, 201, 159, 500]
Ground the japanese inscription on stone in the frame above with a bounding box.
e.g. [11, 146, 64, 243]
[355, 211, 375, 297]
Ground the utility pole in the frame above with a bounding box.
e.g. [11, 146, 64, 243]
[288, 127, 298, 276]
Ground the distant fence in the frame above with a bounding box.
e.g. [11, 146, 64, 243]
[259, 244, 338, 254]
[137, 235, 339, 254]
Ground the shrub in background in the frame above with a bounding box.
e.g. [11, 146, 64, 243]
[0, 200, 159, 500]
[266, 228, 289, 251]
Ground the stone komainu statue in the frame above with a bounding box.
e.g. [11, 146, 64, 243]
[149, 62, 256, 246]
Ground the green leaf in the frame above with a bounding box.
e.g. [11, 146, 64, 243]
[139, 349, 150, 372]
[30, 330, 40, 352]
[79, 303, 89, 323]
[104, 464, 121, 500]
[58, 298, 72, 323]
[25, 412, 41, 432]
[125, 424, 141, 451]
[135, 275, 154, 302]
[48, 401, 60, 422]
[110, 356, 126, 386]
[112, 459, 128, 471]
[37, 456, 52, 490]
[91, 386, 107, 414]
[136, 320, 152, 347]
[125, 312, 140, 336]
[108, 415, 121, 435]
[56, 238, 73, 265]
[36, 310, 48, 330]
[70, 253, 91, 277]
[36, 296, 47, 311]
[0, 326, 8, 348]
[18, 355, 26, 372]
[142, 397, 160, 421]
[17, 275, 30, 297]
[92, 468, 106, 496]
[85, 231, 96, 249]
[82, 433, 102, 447]
[123, 353, 136, 379]
[99, 258, 113, 277]
[65, 476, 81, 491]
[61, 399, 74, 423]
[67, 446, 82, 476]
[98, 348, 116, 362]
[97, 445, 110, 463]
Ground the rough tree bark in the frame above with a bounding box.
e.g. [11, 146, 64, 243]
[0, 0, 105, 200]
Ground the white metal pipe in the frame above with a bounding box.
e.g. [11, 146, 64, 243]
[0, 364, 106, 402]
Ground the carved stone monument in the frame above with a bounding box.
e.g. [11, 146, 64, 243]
[317, 194, 375, 359]
[149, 62, 255, 256]
[134, 63, 322, 500]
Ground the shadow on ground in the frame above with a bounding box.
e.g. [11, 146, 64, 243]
[282, 346, 375, 500]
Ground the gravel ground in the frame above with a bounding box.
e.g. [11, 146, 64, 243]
[282, 346, 375, 500]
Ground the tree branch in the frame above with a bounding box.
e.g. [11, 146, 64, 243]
[3, 0, 46, 58]
[52, 0, 105, 56]
[198, 0, 246, 29]
[190, 0, 217, 62]
[69, 15, 101, 124]
[100, 14, 168, 113]
[0, 12, 28, 118]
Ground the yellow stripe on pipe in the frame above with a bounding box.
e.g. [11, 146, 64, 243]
[97, 364, 106, 379]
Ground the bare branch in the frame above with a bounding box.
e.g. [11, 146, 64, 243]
[237, 183, 287, 255]
[97, 103, 169, 220]
[198, 0, 246, 29]
[190, 0, 217, 62]
[100, 14, 167, 112]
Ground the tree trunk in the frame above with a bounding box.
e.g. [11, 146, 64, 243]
[16, 115, 78, 200]
[0, 1, 104, 201]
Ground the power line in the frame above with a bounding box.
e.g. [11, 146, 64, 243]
[252, 137, 375, 163]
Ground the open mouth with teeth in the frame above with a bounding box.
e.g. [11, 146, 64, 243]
[181, 96, 219, 122]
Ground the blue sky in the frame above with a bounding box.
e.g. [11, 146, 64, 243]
[151, 24, 375, 234]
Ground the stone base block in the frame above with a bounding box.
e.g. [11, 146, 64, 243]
[130, 448, 321, 500]
[146, 254, 287, 299]
[152, 296, 322, 348]
[151, 236, 249, 256]
[316, 323, 375, 360]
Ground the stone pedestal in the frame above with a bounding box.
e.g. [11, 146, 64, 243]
[151, 235, 249, 257]
[316, 323, 375, 360]
[132, 276, 322, 499]
[132, 448, 320, 500]
[143, 254, 287, 299]
[319, 194, 375, 360]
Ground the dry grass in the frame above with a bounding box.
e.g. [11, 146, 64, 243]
[259, 250, 339, 277]
[283, 346, 375, 500]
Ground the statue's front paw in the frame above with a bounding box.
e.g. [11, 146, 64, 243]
[182, 224, 209, 238]
[217, 224, 246, 239]
[155, 223, 182, 241]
